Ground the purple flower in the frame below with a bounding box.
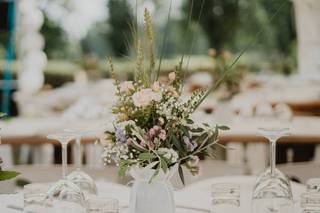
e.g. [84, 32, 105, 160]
[183, 136, 197, 152]
[115, 127, 127, 144]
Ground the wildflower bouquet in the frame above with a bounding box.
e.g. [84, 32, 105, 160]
[102, 9, 228, 184]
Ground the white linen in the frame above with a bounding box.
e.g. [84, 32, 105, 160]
[0, 176, 306, 213]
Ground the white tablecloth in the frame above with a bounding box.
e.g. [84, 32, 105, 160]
[0, 176, 306, 213]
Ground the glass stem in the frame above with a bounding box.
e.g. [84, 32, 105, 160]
[270, 140, 276, 176]
[76, 137, 82, 170]
[62, 142, 68, 179]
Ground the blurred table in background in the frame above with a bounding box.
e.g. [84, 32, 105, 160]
[1, 116, 320, 145]
[1, 115, 320, 175]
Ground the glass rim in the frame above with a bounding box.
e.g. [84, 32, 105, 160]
[258, 127, 290, 134]
[211, 183, 240, 189]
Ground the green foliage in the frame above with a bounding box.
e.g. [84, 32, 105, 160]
[208, 50, 246, 100]
[40, 15, 69, 58]
[260, 0, 296, 55]
[0, 171, 20, 181]
[184, 0, 240, 51]
[183, 0, 296, 56]
[108, 0, 134, 57]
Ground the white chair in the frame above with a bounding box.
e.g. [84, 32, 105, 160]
[32, 144, 54, 165]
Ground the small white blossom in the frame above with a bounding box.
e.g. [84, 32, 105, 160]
[158, 148, 179, 163]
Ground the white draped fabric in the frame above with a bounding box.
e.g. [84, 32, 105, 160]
[0, 176, 306, 213]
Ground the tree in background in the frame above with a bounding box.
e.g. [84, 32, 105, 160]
[183, 0, 296, 56]
[40, 15, 69, 58]
[184, 0, 240, 52]
[108, 0, 134, 57]
[261, 0, 296, 56]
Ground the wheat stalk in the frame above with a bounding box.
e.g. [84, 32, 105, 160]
[144, 9, 156, 82]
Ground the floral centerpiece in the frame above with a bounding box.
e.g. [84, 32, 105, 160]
[101, 9, 228, 213]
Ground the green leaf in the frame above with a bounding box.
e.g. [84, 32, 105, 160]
[172, 135, 183, 152]
[0, 171, 20, 181]
[138, 153, 156, 161]
[217, 125, 230, 130]
[181, 126, 190, 138]
[203, 123, 210, 127]
[160, 158, 168, 173]
[190, 127, 204, 133]
[178, 165, 185, 186]
[186, 119, 194, 124]
[118, 166, 127, 177]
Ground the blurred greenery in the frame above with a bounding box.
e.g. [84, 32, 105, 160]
[40, 15, 69, 59]
[107, 0, 134, 57]
[184, 0, 239, 51]
[0, 0, 298, 76]
[184, 0, 296, 53]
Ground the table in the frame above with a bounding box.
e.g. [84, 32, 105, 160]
[0, 176, 306, 213]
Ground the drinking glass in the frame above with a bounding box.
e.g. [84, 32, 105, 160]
[46, 132, 87, 212]
[252, 128, 293, 213]
[87, 195, 119, 213]
[306, 178, 320, 193]
[66, 129, 97, 195]
[24, 183, 50, 213]
[211, 183, 240, 213]
[301, 193, 320, 213]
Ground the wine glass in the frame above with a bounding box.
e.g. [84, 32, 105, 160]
[252, 128, 293, 213]
[46, 132, 87, 212]
[66, 129, 97, 195]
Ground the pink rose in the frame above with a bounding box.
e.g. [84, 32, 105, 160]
[168, 72, 176, 81]
[149, 128, 156, 137]
[132, 89, 162, 107]
[152, 81, 161, 92]
[159, 129, 166, 140]
[120, 81, 134, 93]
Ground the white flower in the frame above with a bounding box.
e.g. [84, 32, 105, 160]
[118, 120, 135, 128]
[132, 89, 162, 107]
[158, 148, 179, 163]
[120, 81, 134, 93]
[168, 72, 176, 81]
